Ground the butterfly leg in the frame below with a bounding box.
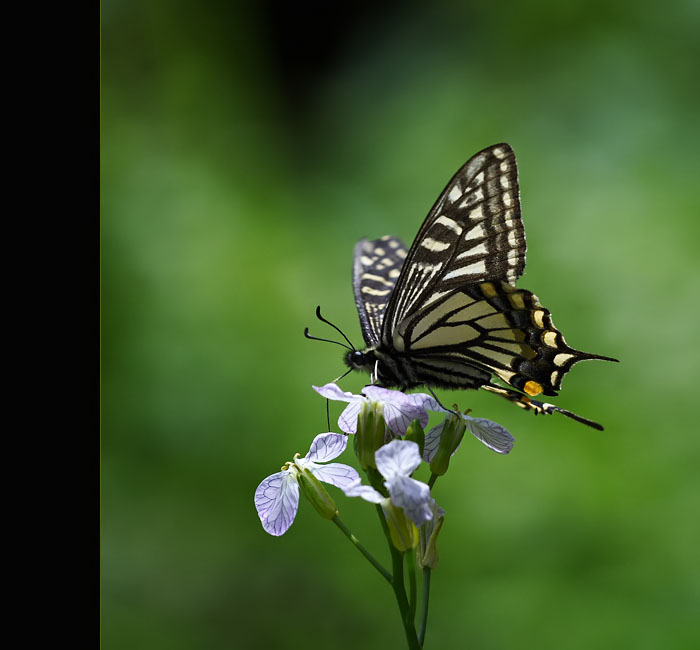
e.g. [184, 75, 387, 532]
[426, 387, 462, 419]
[482, 383, 604, 430]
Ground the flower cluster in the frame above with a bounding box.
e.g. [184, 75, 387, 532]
[255, 384, 514, 538]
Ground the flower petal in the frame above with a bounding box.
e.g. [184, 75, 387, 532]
[386, 475, 433, 526]
[342, 480, 385, 504]
[423, 420, 450, 462]
[305, 432, 348, 462]
[313, 383, 357, 403]
[338, 399, 363, 434]
[405, 392, 443, 413]
[465, 417, 515, 454]
[254, 471, 300, 536]
[375, 439, 423, 479]
[310, 462, 361, 490]
[382, 400, 429, 436]
[361, 385, 407, 404]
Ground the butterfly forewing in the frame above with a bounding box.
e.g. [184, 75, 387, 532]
[352, 235, 408, 345]
[382, 143, 526, 341]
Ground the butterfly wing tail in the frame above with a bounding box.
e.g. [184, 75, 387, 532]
[482, 383, 605, 431]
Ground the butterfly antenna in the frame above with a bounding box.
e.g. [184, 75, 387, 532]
[315, 306, 356, 351]
[331, 368, 353, 384]
[303, 327, 353, 351]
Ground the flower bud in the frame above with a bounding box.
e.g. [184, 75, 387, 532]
[404, 419, 425, 457]
[417, 504, 445, 569]
[297, 467, 338, 520]
[354, 400, 386, 470]
[429, 411, 466, 476]
[381, 499, 418, 552]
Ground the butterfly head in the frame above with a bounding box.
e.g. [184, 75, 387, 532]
[344, 348, 376, 373]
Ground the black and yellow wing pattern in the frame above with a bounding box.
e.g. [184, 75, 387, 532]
[348, 143, 617, 429]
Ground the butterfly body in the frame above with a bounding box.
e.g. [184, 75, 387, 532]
[344, 143, 617, 429]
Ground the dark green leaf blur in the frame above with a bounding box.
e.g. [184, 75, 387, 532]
[101, 1, 700, 648]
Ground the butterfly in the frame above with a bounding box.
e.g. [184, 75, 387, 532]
[343, 143, 617, 429]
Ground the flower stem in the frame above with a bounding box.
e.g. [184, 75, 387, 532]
[375, 505, 421, 650]
[390, 545, 421, 650]
[407, 550, 417, 625]
[428, 473, 439, 489]
[332, 515, 393, 584]
[418, 567, 431, 646]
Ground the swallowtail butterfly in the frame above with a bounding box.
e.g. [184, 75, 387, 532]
[344, 143, 617, 429]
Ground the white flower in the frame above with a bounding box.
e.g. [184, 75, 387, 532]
[254, 433, 360, 536]
[313, 383, 431, 436]
[410, 394, 515, 457]
[343, 439, 434, 527]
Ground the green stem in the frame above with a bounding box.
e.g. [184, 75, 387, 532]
[418, 567, 431, 646]
[390, 546, 421, 650]
[332, 515, 392, 584]
[428, 473, 439, 489]
[407, 549, 417, 625]
[375, 505, 421, 650]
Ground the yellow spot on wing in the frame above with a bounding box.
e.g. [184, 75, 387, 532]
[532, 310, 545, 328]
[553, 353, 574, 366]
[480, 282, 498, 298]
[508, 292, 526, 310]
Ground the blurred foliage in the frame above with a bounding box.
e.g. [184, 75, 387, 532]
[101, 1, 700, 649]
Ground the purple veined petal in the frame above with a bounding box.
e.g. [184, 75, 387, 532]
[405, 392, 444, 414]
[313, 383, 357, 403]
[423, 420, 446, 462]
[338, 399, 364, 434]
[254, 471, 300, 536]
[309, 462, 361, 489]
[423, 418, 464, 462]
[465, 417, 515, 454]
[342, 481, 385, 504]
[386, 475, 433, 526]
[361, 384, 408, 404]
[375, 439, 423, 479]
[305, 432, 348, 462]
[383, 400, 429, 436]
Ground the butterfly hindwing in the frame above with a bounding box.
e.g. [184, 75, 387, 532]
[394, 279, 611, 396]
[352, 235, 408, 345]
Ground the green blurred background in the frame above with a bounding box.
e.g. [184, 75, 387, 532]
[101, 1, 700, 648]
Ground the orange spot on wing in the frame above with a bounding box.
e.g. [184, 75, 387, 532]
[523, 380, 543, 396]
